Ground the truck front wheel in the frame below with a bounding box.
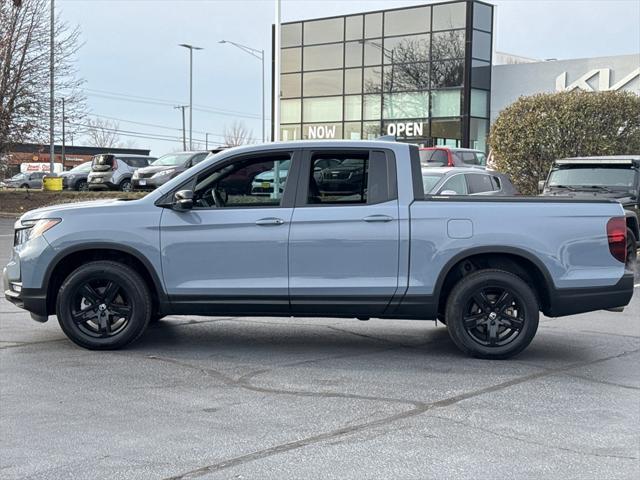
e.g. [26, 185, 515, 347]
[56, 260, 152, 350]
[445, 269, 539, 359]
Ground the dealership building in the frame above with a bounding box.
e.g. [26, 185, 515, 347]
[272, 0, 639, 151]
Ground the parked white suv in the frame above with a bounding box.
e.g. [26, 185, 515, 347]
[87, 154, 156, 191]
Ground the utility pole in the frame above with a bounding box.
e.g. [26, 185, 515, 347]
[174, 105, 187, 150]
[205, 132, 209, 150]
[49, 0, 55, 173]
[179, 44, 203, 149]
[274, 0, 281, 141]
[61, 98, 66, 167]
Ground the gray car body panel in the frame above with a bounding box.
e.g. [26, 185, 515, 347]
[3, 140, 632, 321]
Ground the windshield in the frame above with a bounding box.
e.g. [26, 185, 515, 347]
[152, 153, 193, 167]
[548, 166, 636, 188]
[70, 162, 92, 173]
[422, 173, 444, 192]
[10, 173, 27, 180]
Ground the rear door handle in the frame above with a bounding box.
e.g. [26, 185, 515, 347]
[362, 215, 393, 223]
[255, 217, 285, 226]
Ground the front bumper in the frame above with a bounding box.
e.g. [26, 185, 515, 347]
[546, 271, 635, 317]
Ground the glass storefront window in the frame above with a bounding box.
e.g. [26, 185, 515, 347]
[472, 30, 491, 61]
[431, 60, 464, 88]
[364, 12, 382, 38]
[470, 118, 488, 151]
[431, 89, 461, 117]
[363, 121, 381, 139]
[473, 3, 493, 32]
[282, 23, 302, 48]
[281, 48, 301, 73]
[281, 99, 301, 123]
[346, 15, 363, 41]
[384, 6, 430, 36]
[280, 124, 301, 141]
[363, 66, 382, 93]
[303, 43, 343, 71]
[281, 73, 301, 98]
[363, 40, 382, 66]
[383, 34, 430, 64]
[344, 95, 362, 121]
[363, 94, 381, 120]
[345, 68, 363, 94]
[471, 59, 491, 89]
[431, 30, 465, 61]
[383, 92, 429, 120]
[470, 89, 489, 118]
[303, 70, 342, 97]
[304, 17, 344, 45]
[384, 63, 429, 92]
[344, 121, 362, 139]
[432, 2, 466, 31]
[303, 122, 343, 140]
[431, 119, 461, 141]
[303, 96, 343, 122]
[345, 41, 363, 67]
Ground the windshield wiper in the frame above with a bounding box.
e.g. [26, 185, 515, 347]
[579, 185, 613, 193]
[549, 184, 577, 191]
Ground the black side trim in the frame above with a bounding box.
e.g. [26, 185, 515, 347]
[5, 287, 48, 319]
[546, 272, 634, 317]
[168, 295, 290, 316]
[422, 195, 620, 204]
[290, 295, 393, 317]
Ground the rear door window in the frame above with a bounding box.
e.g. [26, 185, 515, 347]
[438, 174, 468, 195]
[467, 173, 494, 193]
[123, 157, 149, 168]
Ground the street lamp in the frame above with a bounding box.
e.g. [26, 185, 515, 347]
[219, 39, 265, 143]
[179, 43, 203, 149]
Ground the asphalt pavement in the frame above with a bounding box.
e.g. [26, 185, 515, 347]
[0, 217, 638, 479]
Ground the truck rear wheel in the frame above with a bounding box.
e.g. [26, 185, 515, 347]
[445, 269, 539, 359]
[56, 260, 151, 350]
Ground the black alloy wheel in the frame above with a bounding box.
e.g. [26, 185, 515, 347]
[57, 261, 151, 349]
[77, 180, 88, 191]
[120, 179, 132, 192]
[445, 269, 539, 359]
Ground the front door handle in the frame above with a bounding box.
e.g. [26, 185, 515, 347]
[362, 215, 393, 223]
[255, 217, 285, 226]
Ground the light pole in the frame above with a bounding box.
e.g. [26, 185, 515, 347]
[219, 40, 265, 143]
[179, 43, 203, 149]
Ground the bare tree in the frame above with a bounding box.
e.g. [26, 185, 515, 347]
[223, 121, 254, 147]
[0, 0, 86, 165]
[84, 118, 121, 148]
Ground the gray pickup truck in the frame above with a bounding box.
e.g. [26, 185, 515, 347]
[3, 141, 635, 359]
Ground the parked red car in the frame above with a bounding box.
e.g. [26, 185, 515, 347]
[420, 147, 487, 168]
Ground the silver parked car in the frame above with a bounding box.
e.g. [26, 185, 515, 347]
[2, 172, 47, 189]
[87, 154, 156, 191]
[422, 167, 519, 196]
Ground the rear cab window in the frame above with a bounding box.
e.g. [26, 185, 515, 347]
[467, 173, 495, 194]
[420, 149, 448, 166]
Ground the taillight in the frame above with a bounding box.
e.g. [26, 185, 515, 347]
[112, 160, 118, 171]
[606, 217, 626, 263]
[447, 151, 454, 167]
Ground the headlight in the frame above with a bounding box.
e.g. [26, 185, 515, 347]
[14, 218, 61, 246]
[152, 169, 176, 178]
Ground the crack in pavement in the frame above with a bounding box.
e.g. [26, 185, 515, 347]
[430, 414, 638, 461]
[158, 347, 640, 479]
[0, 338, 66, 350]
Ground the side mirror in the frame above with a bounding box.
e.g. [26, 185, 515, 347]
[538, 180, 546, 193]
[173, 189, 194, 211]
[440, 190, 458, 196]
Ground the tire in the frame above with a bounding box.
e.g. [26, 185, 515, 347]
[76, 180, 88, 191]
[20, 183, 28, 189]
[626, 228, 637, 270]
[445, 269, 539, 359]
[56, 260, 152, 350]
[119, 178, 132, 192]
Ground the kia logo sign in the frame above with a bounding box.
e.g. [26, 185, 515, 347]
[555, 68, 640, 92]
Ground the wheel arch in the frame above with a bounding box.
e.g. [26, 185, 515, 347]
[434, 246, 555, 316]
[44, 244, 166, 315]
[625, 211, 639, 240]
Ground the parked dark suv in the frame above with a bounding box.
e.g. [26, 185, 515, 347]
[539, 156, 640, 267]
[132, 151, 210, 190]
[60, 161, 92, 191]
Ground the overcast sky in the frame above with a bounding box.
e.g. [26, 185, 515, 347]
[56, 0, 640, 155]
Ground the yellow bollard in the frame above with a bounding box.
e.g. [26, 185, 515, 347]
[42, 176, 63, 191]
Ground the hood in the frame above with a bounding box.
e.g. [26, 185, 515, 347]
[136, 165, 178, 175]
[541, 188, 635, 204]
[19, 199, 137, 222]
